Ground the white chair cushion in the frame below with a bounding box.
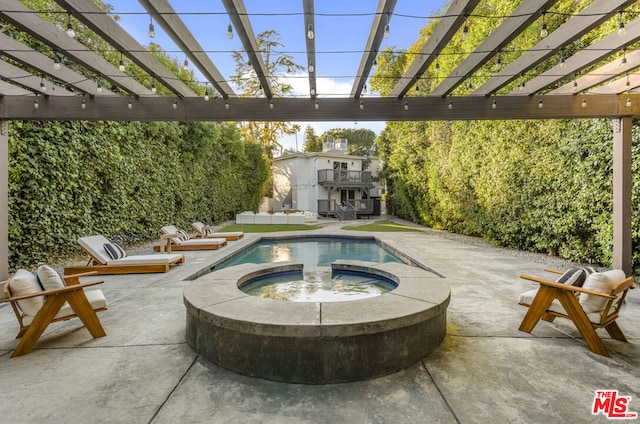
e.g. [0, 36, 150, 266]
[579, 269, 626, 313]
[21, 289, 107, 326]
[36, 264, 65, 290]
[179, 238, 226, 246]
[106, 253, 184, 266]
[518, 288, 603, 324]
[78, 235, 113, 265]
[10, 269, 44, 317]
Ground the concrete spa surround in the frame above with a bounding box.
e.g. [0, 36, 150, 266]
[184, 260, 450, 384]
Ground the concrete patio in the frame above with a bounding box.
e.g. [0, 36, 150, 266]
[1, 219, 638, 423]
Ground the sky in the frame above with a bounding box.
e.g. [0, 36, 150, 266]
[105, 0, 446, 150]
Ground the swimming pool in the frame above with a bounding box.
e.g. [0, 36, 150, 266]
[212, 236, 406, 271]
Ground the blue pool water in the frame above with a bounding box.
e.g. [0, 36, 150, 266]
[213, 237, 405, 270]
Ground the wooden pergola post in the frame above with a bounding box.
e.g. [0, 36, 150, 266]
[0, 120, 8, 281]
[612, 116, 633, 276]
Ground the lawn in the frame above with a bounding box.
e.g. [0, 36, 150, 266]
[341, 220, 422, 232]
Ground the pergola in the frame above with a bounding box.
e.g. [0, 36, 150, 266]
[0, 0, 637, 279]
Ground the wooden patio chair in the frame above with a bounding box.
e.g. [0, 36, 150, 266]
[518, 269, 635, 357]
[2, 269, 107, 357]
[153, 225, 227, 253]
[192, 221, 244, 241]
[64, 235, 185, 275]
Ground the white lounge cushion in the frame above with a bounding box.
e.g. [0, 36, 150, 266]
[21, 289, 107, 326]
[106, 253, 184, 266]
[518, 288, 603, 324]
[79, 235, 184, 266]
[10, 269, 44, 316]
[579, 269, 626, 313]
[175, 238, 226, 247]
[36, 264, 65, 290]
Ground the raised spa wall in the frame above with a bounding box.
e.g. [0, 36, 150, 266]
[184, 260, 450, 384]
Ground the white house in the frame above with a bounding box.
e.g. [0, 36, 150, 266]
[271, 138, 382, 219]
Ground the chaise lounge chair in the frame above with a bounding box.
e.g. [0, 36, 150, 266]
[153, 225, 227, 253]
[518, 268, 635, 357]
[64, 235, 185, 275]
[192, 221, 244, 241]
[2, 266, 107, 357]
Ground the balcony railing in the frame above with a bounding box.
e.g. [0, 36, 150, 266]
[317, 169, 372, 185]
[318, 199, 373, 218]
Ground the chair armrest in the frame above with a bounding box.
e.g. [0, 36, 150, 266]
[2, 280, 104, 303]
[63, 271, 100, 286]
[543, 269, 564, 275]
[519, 274, 616, 299]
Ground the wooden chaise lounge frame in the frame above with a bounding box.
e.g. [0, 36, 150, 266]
[518, 269, 635, 357]
[65, 235, 185, 275]
[2, 271, 107, 357]
[192, 221, 244, 241]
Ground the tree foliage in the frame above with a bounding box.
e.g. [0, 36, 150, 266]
[372, 0, 640, 272]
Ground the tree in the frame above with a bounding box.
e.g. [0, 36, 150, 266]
[320, 128, 377, 157]
[231, 30, 304, 153]
[303, 125, 322, 152]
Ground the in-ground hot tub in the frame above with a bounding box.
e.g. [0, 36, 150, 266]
[184, 260, 450, 384]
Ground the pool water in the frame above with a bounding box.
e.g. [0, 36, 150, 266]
[240, 270, 398, 302]
[213, 237, 405, 271]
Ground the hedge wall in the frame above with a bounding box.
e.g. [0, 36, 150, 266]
[379, 118, 640, 272]
[8, 120, 269, 268]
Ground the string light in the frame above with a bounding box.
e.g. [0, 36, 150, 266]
[519, 81, 526, 90]
[182, 57, 189, 71]
[128, 99, 133, 109]
[308, 62, 314, 73]
[204, 85, 210, 101]
[384, 13, 390, 38]
[227, 23, 233, 39]
[626, 74, 630, 89]
[173, 99, 178, 109]
[81, 98, 86, 109]
[148, 16, 155, 38]
[467, 81, 473, 91]
[492, 99, 497, 109]
[559, 48, 565, 67]
[538, 99, 543, 108]
[360, 101, 364, 110]
[495, 51, 502, 70]
[53, 56, 61, 70]
[621, 48, 627, 64]
[448, 100, 453, 110]
[33, 96, 39, 109]
[435, 59, 440, 75]
[626, 97, 632, 107]
[119, 52, 125, 72]
[66, 12, 75, 38]
[572, 78, 578, 92]
[581, 97, 587, 108]
[97, 82, 103, 93]
[151, 80, 157, 94]
[461, 16, 469, 40]
[315, 101, 319, 110]
[618, 11, 626, 36]
[310, 87, 316, 96]
[225, 100, 229, 109]
[404, 101, 409, 111]
[540, 12, 548, 38]
[269, 100, 274, 109]
[40, 76, 46, 91]
[307, 22, 315, 40]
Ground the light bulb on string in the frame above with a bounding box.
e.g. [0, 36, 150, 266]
[307, 23, 315, 40]
[227, 23, 233, 39]
[384, 13, 390, 38]
[540, 12, 548, 38]
[148, 16, 155, 38]
[618, 11, 626, 36]
[66, 12, 75, 38]
[119, 52, 125, 72]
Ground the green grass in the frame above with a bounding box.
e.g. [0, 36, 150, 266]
[341, 220, 422, 232]
[218, 224, 323, 233]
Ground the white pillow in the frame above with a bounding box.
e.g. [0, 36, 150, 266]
[10, 269, 44, 317]
[36, 264, 65, 290]
[579, 269, 626, 313]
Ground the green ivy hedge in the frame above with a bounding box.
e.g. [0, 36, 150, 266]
[379, 118, 640, 272]
[8, 120, 269, 268]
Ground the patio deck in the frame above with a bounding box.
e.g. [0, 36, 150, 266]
[1, 219, 638, 423]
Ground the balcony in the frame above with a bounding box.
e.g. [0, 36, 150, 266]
[317, 169, 373, 188]
[318, 199, 374, 219]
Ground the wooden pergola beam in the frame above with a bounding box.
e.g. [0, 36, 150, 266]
[138, 0, 235, 99]
[54, 0, 196, 97]
[0, 0, 152, 96]
[221, 0, 273, 98]
[474, 0, 635, 96]
[0, 94, 634, 122]
[389, 0, 481, 98]
[303, 0, 317, 98]
[350, 0, 397, 99]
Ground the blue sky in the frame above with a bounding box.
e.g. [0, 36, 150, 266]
[106, 0, 446, 150]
